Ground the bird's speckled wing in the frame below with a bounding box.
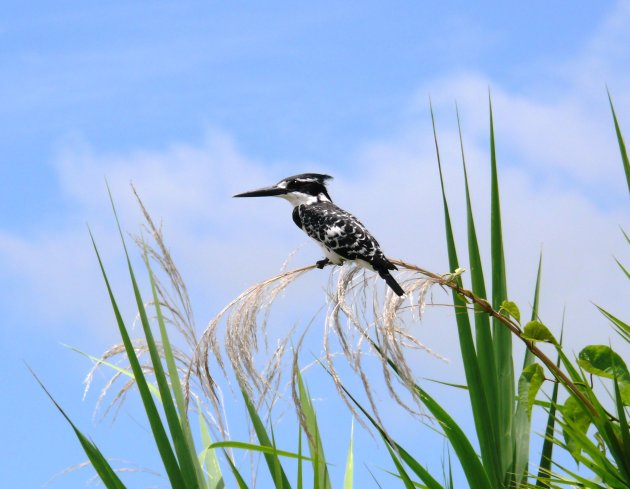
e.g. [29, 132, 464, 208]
[293, 202, 387, 264]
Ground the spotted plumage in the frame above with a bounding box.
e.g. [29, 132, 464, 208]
[234, 173, 404, 296]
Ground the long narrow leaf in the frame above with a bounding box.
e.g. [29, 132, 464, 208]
[197, 399, 225, 489]
[383, 439, 416, 489]
[488, 93, 513, 486]
[535, 327, 563, 489]
[145, 251, 207, 488]
[431, 101, 500, 487]
[513, 252, 544, 486]
[456, 104, 499, 439]
[596, 305, 630, 343]
[326, 353, 480, 489]
[240, 387, 292, 488]
[209, 441, 311, 461]
[296, 370, 331, 489]
[110, 207, 199, 489]
[89, 229, 187, 489]
[30, 368, 127, 489]
[343, 420, 354, 489]
[224, 451, 250, 489]
[608, 89, 630, 195]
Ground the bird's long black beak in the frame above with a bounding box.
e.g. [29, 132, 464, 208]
[233, 185, 287, 198]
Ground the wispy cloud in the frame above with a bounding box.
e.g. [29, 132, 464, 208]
[2, 3, 629, 362]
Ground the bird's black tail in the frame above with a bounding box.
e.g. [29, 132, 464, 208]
[371, 257, 404, 296]
[380, 270, 405, 296]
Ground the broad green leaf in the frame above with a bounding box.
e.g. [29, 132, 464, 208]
[562, 395, 591, 460]
[577, 345, 630, 379]
[578, 345, 630, 406]
[513, 362, 544, 486]
[517, 363, 544, 418]
[500, 300, 520, 323]
[522, 321, 557, 345]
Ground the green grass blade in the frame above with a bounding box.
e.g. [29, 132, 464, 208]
[524, 252, 543, 367]
[296, 369, 331, 489]
[431, 101, 500, 488]
[596, 305, 630, 343]
[343, 420, 354, 489]
[297, 427, 303, 489]
[607, 89, 630, 195]
[30, 368, 127, 489]
[89, 229, 187, 489]
[614, 256, 630, 280]
[535, 328, 563, 489]
[328, 354, 481, 489]
[223, 450, 250, 489]
[144, 248, 189, 419]
[209, 441, 311, 461]
[197, 399, 224, 489]
[456, 102, 497, 389]
[241, 386, 292, 489]
[383, 438, 416, 489]
[144, 251, 208, 488]
[456, 104, 502, 472]
[513, 363, 544, 486]
[113, 232, 199, 487]
[613, 375, 630, 482]
[512, 252, 544, 486]
[488, 93, 514, 486]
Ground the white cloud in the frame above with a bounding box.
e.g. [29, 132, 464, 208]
[3, 3, 630, 366]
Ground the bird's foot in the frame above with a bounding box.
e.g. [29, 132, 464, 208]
[315, 258, 331, 269]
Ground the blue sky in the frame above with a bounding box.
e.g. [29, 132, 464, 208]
[2, 1, 630, 487]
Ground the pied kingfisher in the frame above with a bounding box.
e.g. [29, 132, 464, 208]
[234, 173, 405, 296]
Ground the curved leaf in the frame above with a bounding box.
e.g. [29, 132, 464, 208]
[578, 345, 630, 405]
[500, 300, 521, 323]
[562, 395, 591, 461]
[522, 321, 557, 345]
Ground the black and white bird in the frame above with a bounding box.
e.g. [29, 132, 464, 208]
[234, 173, 404, 296]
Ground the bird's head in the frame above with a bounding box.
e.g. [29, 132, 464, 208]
[233, 173, 333, 206]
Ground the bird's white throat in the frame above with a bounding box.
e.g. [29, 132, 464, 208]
[279, 191, 330, 207]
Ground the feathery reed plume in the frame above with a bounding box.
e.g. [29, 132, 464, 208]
[199, 255, 450, 433]
[84, 187, 227, 439]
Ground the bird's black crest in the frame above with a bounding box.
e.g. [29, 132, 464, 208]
[282, 173, 333, 185]
[278, 173, 334, 202]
